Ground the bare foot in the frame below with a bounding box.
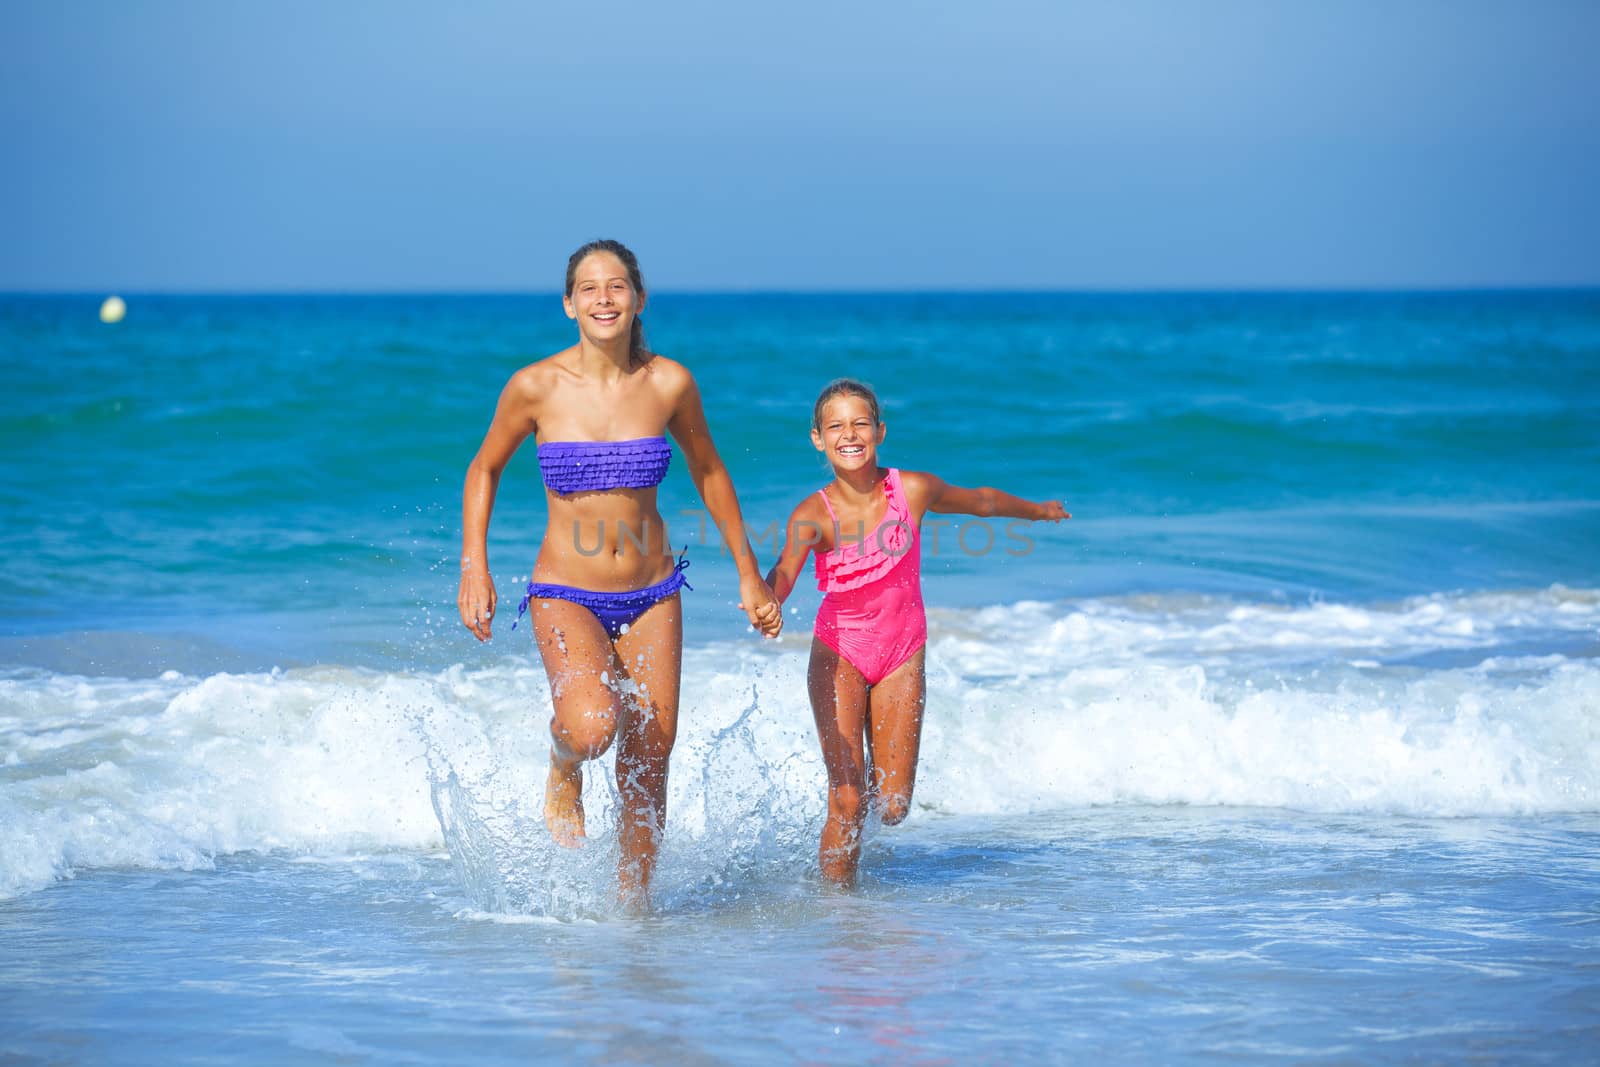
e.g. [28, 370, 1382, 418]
[544, 757, 586, 848]
[615, 882, 651, 916]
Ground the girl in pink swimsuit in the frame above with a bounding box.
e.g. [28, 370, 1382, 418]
[765, 378, 1069, 886]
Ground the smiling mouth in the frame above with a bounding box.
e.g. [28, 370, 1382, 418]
[838, 444, 865, 456]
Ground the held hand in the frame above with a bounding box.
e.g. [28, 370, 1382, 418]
[737, 573, 784, 639]
[458, 567, 498, 642]
[1036, 500, 1070, 522]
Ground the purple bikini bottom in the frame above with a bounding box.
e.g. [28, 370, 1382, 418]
[512, 556, 691, 639]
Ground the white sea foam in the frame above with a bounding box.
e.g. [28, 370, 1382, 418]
[1, 587, 1596, 900]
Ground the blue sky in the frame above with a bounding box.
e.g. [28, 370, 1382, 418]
[4, 1, 1597, 291]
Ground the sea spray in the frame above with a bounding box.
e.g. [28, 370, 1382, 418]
[414, 664, 623, 919]
[4, 589, 1598, 902]
[428, 766, 618, 920]
[671, 680, 820, 901]
[420, 667, 823, 917]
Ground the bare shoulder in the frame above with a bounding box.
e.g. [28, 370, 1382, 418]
[492, 352, 577, 434]
[642, 353, 694, 401]
[786, 491, 833, 552]
[789, 490, 828, 526]
[896, 469, 947, 512]
[507, 350, 573, 398]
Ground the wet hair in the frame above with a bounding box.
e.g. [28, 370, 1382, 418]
[565, 239, 648, 365]
[812, 377, 882, 430]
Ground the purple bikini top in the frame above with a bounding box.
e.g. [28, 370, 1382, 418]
[536, 436, 672, 495]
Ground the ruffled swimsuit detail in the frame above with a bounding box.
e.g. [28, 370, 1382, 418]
[514, 435, 689, 638]
[813, 468, 927, 684]
[536, 436, 671, 495]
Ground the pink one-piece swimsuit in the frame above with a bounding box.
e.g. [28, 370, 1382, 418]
[813, 467, 928, 685]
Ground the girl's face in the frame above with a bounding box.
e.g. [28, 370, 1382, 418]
[811, 394, 885, 473]
[563, 252, 642, 345]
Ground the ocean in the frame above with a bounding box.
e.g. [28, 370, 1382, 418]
[2, 290, 1598, 1062]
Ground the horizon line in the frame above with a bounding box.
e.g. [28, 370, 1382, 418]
[4, 283, 1599, 299]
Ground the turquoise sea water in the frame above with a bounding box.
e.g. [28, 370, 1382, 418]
[2, 291, 1598, 1062]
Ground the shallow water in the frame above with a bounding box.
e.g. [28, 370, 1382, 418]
[4, 808, 1597, 1064]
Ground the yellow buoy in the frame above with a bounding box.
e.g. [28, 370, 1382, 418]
[99, 296, 126, 324]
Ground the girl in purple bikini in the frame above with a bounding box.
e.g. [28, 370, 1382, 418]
[765, 378, 1067, 886]
[458, 239, 781, 909]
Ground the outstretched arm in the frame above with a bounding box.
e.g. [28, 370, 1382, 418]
[908, 471, 1070, 523]
[669, 376, 783, 638]
[458, 370, 538, 641]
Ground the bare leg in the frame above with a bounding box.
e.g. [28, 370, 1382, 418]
[529, 599, 625, 848]
[808, 639, 871, 886]
[611, 593, 684, 911]
[865, 648, 927, 826]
